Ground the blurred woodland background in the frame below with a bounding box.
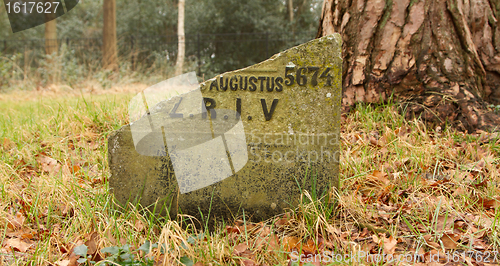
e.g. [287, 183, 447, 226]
[0, 0, 322, 90]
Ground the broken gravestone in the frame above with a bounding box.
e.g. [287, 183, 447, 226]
[108, 34, 342, 223]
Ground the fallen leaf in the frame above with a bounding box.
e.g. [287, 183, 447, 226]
[358, 170, 391, 197]
[226, 225, 241, 234]
[472, 179, 488, 189]
[71, 164, 81, 174]
[371, 170, 389, 182]
[85, 232, 99, 256]
[359, 227, 369, 237]
[3, 237, 32, 252]
[396, 126, 412, 137]
[275, 218, 289, 226]
[254, 231, 277, 251]
[54, 260, 71, 266]
[423, 235, 440, 249]
[441, 232, 460, 249]
[134, 220, 146, 232]
[233, 243, 248, 256]
[477, 131, 500, 143]
[67, 140, 75, 150]
[244, 223, 258, 232]
[480, 196, 500, 209]
[67, 251, 80, 266]
[453, 220, 467, 233]
[37, 155, 61, 175]
[255, 225, 271, 237]
[1, 137, 14, 150]
[240, 259, 257, 266]
[369, 136, 379, 146]
[371, 234, 397, 254]
[106, 230, 116, 245]
[241, 259, 257, 266]
[430, 214, 456, 233]
[301, 238, 317, 256]
[464, 159, 485, 172]
[5, 227, 35, 240]
[452, 186, 466, 197]
[85, 164, 100, 179]
[57, 203, 74, 218]
[472, 214, 493, 230]
[266, 234, 280, 252]
[472, 238, 490, 250]
[232, 243, 255, 265]
[381, 236, 397, 254]
[6, 212, 25, 229]
[283, 236, 299, 252]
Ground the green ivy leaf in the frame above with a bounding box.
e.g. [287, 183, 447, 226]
[120, 252, 133, 260]
[138, 241, 151, 253]
[73, 244, 88, 257]
[159, 243, 166, 254]
[187, 233, 205, 244]
[101, 246, 120, 255]
[120, 244, 131, 252]
[180, 256, 194, 266]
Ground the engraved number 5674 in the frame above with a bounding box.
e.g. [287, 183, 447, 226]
[284, 66, 332, 87]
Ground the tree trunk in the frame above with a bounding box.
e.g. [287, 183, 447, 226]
[175, 0, 185, 76]
[103, 0, 118, 72]
[288, 0, 295, 33]
[317, 0, 500, 132]
[45, 3, 58, 84]
[44, 19, 57, 56]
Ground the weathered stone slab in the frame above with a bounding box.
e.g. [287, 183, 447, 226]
[108, 34, 342, 222]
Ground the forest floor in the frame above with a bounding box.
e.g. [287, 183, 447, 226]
[0, 87, 499, 266]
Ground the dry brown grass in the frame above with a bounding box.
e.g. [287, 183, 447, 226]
[0, 92, 498, 265]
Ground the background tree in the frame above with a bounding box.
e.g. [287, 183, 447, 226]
[175, 0, 185, 76]
[103, 0, 118, 71]
[116, 0, 177, 36]
[0, 0, 322, 81]
[44, 6, 57, 56]
[44, 2, 58, 84]
[185, 0, 321, 76]
[317, 0, 500, 132]
[44, 28, 57, 56]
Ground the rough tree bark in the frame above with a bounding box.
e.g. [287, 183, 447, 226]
[175, 0, 185, 76]
[103, 0, 118, 72]
[317, 0, 500, 132]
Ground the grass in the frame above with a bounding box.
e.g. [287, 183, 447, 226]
[0, 89, 499, 265]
